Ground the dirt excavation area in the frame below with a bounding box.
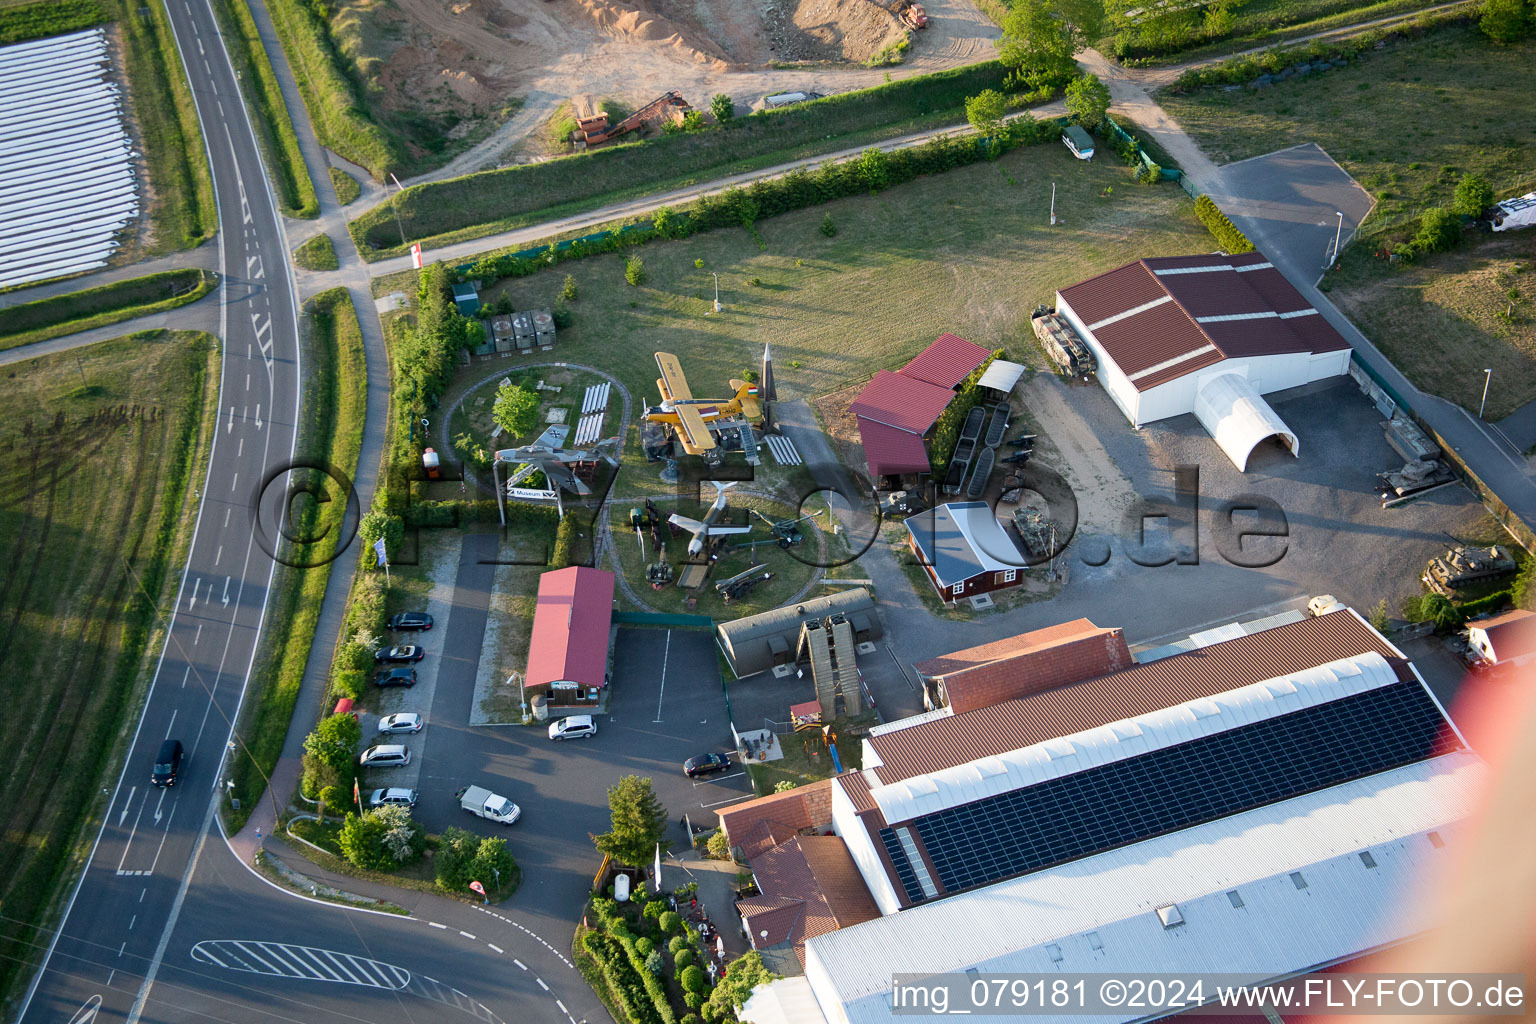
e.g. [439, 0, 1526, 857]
[334, 0, 1000, 181]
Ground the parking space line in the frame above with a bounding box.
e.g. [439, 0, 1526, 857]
[654, 630, 672, 723]
[702, 793, 757, 808]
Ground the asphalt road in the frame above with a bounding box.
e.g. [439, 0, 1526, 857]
[13, 1, 306, 1020]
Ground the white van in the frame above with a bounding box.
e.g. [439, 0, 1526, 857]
[360, 744, 411, 767]
[548, 715, 597, 741]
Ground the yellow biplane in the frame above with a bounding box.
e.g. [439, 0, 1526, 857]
[644, 352, 762, 456]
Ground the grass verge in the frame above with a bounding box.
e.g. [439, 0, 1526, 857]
[0, 0, 104, 43]
[108, 0, 216, 255]
[348, 62, 1014, 259]
[293, 233, 340, 271]
[0, 269, 215, 352]
[264, 0, 400, 181]
[208, 0, 318, 218]
[0, 329, 217, 1009]
[330, 166, 362, 205]
[283, 818, 523, 901]
[1111, 0, 1452, 63]
[224, 287, 366, 831]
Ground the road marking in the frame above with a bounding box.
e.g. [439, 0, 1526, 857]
[214, 545, 222, 567]
[251, 314, 273, 371]
[230, 472, 238, 493]
[129, 916, 136, 931]
[237, 438, 243, 458]
[254, 404, 262, 429]
[247, 254, 264, 280]
[557, 1000, 568, 1014]
[117, 788, 136, 827]
[216, 100, 223, 117]
[202, 59, 210, 74]
[196, 38, 203, 55]
[118, 943, 125, 958]
[192, 941, 413, 990]
[245, 372, 250, 391]
[181, 666, 190, 689]
[221, 576, 231, 608]
[139, 889, 146, 902]
[189, 577, 201, 610]
[429, 922, 447, 929]
[164, 709, 177, 739]
[226, 405, 234, 433]
[654, 629, 672, 722]
[193, 624, 201, 647]
[459, 931, 475, 940]
[223, 508, 231, 528]
[488, 943, 503, 953]
[536, 978, 549, 991]
[513, 959, 526, 970]
[105, 971, 114, 987]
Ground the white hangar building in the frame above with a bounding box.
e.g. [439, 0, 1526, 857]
[1055, 251, 1353, 471]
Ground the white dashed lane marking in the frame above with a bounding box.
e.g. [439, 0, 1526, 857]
[429, 922, 447, 930]
[488, 944, 503, 954]
[459, 931, 475, 940]
[536, 978, 549, 991]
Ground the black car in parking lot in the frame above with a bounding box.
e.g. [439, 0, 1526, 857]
[388, 612, 433, 632]
[374, 644, 425, 663]
[683, 753, 733, 777]
[374, 666, 417, 688]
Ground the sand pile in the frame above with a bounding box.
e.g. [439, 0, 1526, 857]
[574, 0, 732, 68]
[765, 0, 908, 62]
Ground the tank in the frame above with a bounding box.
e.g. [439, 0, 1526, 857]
[1422, 544, 1517, 596]
[1011, 505, 1052, 559]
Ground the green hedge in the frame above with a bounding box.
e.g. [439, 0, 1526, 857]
[1194, 195, 1256, 254]
[349, 62, 1017, 255]
[0, 0, 103, 43]
[0, 269, 215, 352]
[929, 350, 1003, 475]
[265, 0, 400, 179]
[460, 122, 1062, 288]
[1458, 591, 1512, 618]
[584, 933, 665, 1024]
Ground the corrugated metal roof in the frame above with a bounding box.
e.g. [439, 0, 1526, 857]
[867, 611, 1407, 784]
[805, 752, 1483, 1021]
[1058, 252, 1351, 393]
[847, 370, 955, 433]
[716, 590, 875, 647]
[900, 333, 991, 389]
[904, 503, 1022, 588]
[870, 652, 1403, 825]
[524, 567, 614, 688]
[915, 619, 1114, 678]
[856, 416, 931, 477]
[1471, 608, 1536, 662]
[976, 359, 1026, 393]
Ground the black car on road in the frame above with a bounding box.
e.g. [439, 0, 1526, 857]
[374, 667, 417, 688]
[388, 612, 433, 632]
[684, 753, 733, 777]
[152, 739, 183, 787]
[374, 644, 425, 663]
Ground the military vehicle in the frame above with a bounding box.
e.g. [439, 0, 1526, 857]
[1423, 544, 1518, 596]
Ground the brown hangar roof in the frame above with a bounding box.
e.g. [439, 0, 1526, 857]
[740, 835, 881, 965]
[914, 619, 1134, 715]
[1057, 251, 1350, 392]
[868, 611, 1408, 784]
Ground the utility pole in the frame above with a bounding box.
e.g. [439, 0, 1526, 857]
[1050, 183, 1057, 226]
[1326, 211, 1343, 268]
[1480, 368, 1492, 419]
[389, 173, 409, 253]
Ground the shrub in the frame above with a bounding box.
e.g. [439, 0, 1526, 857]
[682, 1016, 702, 1024]
[674, 948, 696, 970]
[659, 910, 682, 935]
[710, 93, 735, 122]
[317, 784, 343, 822]
[669, 934, 690, 954]
[680, 965, 708, 993]
[685, 991, 706, 1010]
[644, 949, 665, 975]
[644, 899, 669, 922]
[559, 274, 578, 301]
[1194, 195, 1255, 254]
[550, 513, 581, 568]
[625, 256, 645, 286]
[1480, 0, 1533, 42]
[706, 829, 731, 860]
[330, 668, 365, 701]
[358, 509, 403, 567]
[1453, 174, 1495, 217]
[773, 780, 798, 792]
[694, 258, 705, 268]
[819, 214, 837, 237]
[552, 303, 573, 329]
[636, 937, 655, 957]
[965, 88, 1008, 139]
[338, 806, 424, 869]
[303, 712, 361, 782]
[1412, 207, 1461, 253]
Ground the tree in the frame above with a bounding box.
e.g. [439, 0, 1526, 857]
[337, 812, 391, 870]
[856, 147, 889, 192]
[652, 206, 678, 238]
[819, 213, 837, 237]
[710, 93, 735, 122]
[470, 835, 517, 892]
[1065, 73, 1112, 130]
[659, 910, 682, 934]
[1412, 207, 1461, 253]
[680, 965, 708, 993]
[1480, 0, 1532, 42]
[435, 826, 481, 891]
[593, 775, 670, 866]
[625, 255, 645, 286]
[965, 89, 1009, 140]
[358, 510, 403, 567]
[303, 712, 361, 782]
[1453, 174, 1495, 217]
[492, 381, 540, 437]
[318, 784, 343, 824]
[375, 803, 425, 863]
[704, 951, 775, 1016]
[997, 0, 1102, 90]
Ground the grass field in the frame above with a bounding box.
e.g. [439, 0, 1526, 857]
[1112, 0, 1451, 63]
[1160, 24, 1536, 413]
[225, 287, 367, 829]
[348, 63, 1015, 259]
[1330, 235, 1536, 418]
[0, 269, 215, 351]
[455, 146, 1210, 426]
[0, 330, 216, 1008]
[293, 233, 339, 271]
[209, 0, 317, 219]
[0, 0, 104, 43]
[330, 166, 362, 205]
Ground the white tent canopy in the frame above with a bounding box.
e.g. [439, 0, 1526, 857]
[1193, 372, 1298, 471]
[977, 359, 1026, 393]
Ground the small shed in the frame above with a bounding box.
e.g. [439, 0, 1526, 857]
[905, 502, 1025, 603]
[452, 281, 481, 317]
[1467, 608, 1536, 667]
[1062, 125, 1095, 161]
[526, 566, 615, 704]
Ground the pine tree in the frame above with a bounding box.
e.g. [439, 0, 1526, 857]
[594, 775, 670, 866]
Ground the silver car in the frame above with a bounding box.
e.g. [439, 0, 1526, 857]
[368, 787, 419, 809]
[378, 712, 423, 734]
[359, 744, 410, 767]
[547, 715, 597, 740]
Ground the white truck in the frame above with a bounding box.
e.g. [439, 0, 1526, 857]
[457, 785, 521, 825]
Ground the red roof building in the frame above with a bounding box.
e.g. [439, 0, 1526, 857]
[1467, 608, 1536, 666]
[847, 335, 993, 480]
[914, 618, 1133, 713]
[525, 566, 614, 705]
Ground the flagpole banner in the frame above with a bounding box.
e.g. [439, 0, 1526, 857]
[654, 842, 662, 892]
[410, 243, 423, 270]
[374, 537, 388, 567]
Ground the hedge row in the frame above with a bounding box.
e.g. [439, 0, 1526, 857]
[585, 933, 665, 1024]
[588, 903, 679, 1024]
[459, 120, 1063, 288]
[1194, 195, 1256, 254]
[1168, 6, 1480, 92]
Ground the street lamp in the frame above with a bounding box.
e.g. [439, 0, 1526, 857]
[711, 272, 722, 314]
[1326, 211, 1343, 269]
[1480, 368, 1493, 419]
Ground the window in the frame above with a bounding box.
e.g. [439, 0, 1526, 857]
[1003, 569, 1017, 583]
[1087, 932, 1103, 951]
[951, 582, 964, 596]
[1290, 872, 1308, 890]
[1227, 891, 1244, 909]
[1046, 944, 1064, 963]
[1359, 851, 1378, 869]
[1156, 905, 1184, 929]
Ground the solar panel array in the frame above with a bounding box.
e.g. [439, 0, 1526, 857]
[0, 28, 140, 289]
[879, 683, 1458, 905]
